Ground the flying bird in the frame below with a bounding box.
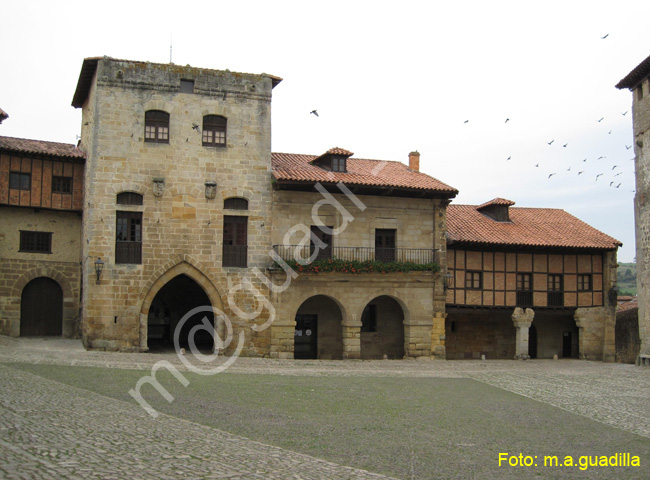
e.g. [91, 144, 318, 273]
[601, 34, 609, 39]
[614, 172, 622, 177]
[583, 158, 588, 162]
[547, 140, 555, 145]
[598, 156, 606, 160]
[506, 156, 512, 161]
[310, 110, 319, 117]
[608, 130, 612, 134]
[567, 167, 571, 171]
[578, 171, 584, 175]
[548, 173, 556, 179]
[563, 143, 568, 147]
[464, 119, 469, 123]
[616, 183, 621, 188]
[596, 174, 603, 180]
[610, 181, 615, 187]
[535, 163, 540, 167]
[612, 165, 618, 170]
[505, 118, 510, 123]
[597, 117, 604, 122]
[622, 111, 628, 116]
[626, 145, 632, 150]
[192, 123, 200, 131]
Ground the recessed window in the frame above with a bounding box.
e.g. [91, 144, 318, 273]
[144, 110, 170, 143]
[116, 211, 142, 264]
[20, 231, 52, 253]
[465, 271, 482, 289]
[10, 172, 30, 190]
[223, 197, 248, 210]
[223, 215, 247, 267]
[52, 176, 72, 194]
[577, 274, 592, 291]
[361, 304, 377, 332]
[516, 273, 533, 306]
[202, 115, 227, 147]
[375, 229, 396, 262]
[180, 79, 194, 94]
[332, 156, 347, 172]
[117, 192, 143, 206]
[548, 274, 564, 306]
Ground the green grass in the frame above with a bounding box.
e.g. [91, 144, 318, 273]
[8, 363, 650, 479]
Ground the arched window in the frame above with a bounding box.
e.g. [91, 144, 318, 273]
[224, 197, 248, 210]
[117, 192, 143, 205]
[145, 110, 170, 143]
[202, 115, 227, 147]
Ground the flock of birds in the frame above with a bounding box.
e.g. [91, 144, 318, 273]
[306, 34, 634, 192]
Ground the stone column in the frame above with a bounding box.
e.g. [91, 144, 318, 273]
[342, 320, 361, 359]
[512, 307, 535, 360]
[430, 312, 447, 359]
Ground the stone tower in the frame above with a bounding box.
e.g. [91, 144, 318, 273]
[617, 53, 650, 361]
[72, 57, 281, 352]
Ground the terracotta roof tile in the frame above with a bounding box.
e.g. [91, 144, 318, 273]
[0, 136, 85, 160]
[617, 298, 638, 312]
[447, 203, 621, 250]
[271, 151, 458, 196]
[478, 197, 515, 209]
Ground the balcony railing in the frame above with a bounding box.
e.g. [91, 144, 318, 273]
[516, 290, 533, 307]
[272, 245, 435, 265]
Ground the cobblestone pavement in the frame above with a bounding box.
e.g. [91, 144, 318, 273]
[1, 336, 650, 478]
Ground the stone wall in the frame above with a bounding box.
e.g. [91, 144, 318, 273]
[616, 306, 641, 363]
[633, 76, 650, 357]
[0, 207, 82, 337]
[77, 58, 276, 352]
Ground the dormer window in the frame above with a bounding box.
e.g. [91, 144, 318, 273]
[311, 147, 353, 173]
[332, 156, 346, 172]
[476, 198, 515, 222]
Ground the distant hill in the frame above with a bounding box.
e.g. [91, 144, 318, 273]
[617, 262, 637, 296]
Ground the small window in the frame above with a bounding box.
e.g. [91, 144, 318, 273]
[361, 304, 377, 332]
[638, 84, 644, 101]
[548, 274, 563, 291]
[516, 273, 533, 306]
[10, 172, 30, 190]
[117, 192, 143, 206]
[465, 271, 482, 289]
[144, 110, 170, 143]
[20, 231, 52, 253]
[332, 156, 347, 172]
[577, 274, 592, 291]
[180, 79, 194, 94]
[52, 176, 72, 194]
[202, 115, 227, 147]
[224, 197, 248, 210]
[547, 274, 564, 306]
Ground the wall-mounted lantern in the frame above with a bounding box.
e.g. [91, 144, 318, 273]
[94, 257, 105, 285]
[443, 272, 454, 291]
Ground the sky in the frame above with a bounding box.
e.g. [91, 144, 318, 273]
[1, 0, 648, 262]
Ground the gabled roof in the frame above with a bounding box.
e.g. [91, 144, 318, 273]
[478, 197, 515, 209]
[72, 56, 283, 108]
[447, 203, 621, 250]
[616, 53, 650, 90]
[0, 136, 85, 160]
[271, 151, 458, 198]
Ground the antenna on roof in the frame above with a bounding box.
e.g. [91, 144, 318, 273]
[169, 33, 173, 64]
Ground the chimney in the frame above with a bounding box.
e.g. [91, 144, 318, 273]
[409, 151, 420, 172]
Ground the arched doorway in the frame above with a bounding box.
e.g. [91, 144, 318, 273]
[360, 296, 405, 359]
[147, 274, 214, 353]
[20, 277, 63, 336]
[294, 295, 343, 359]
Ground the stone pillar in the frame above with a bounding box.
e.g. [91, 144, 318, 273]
[430, 312, 447, 359]
[512, 307, 535, 360]
[574, 311, 587, 360]
[342, 321, 361, 359]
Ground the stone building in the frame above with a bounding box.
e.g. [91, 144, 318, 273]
[445, 199, 621, 360]
[617, 53, 650, 363]
[0, 134, 85, 337]
[0, 56, 624, 362]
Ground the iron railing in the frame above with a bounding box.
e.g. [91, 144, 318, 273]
[547, 291, 564, 307]
[272, 245, 435, 265]
[516, 291, 533, 307]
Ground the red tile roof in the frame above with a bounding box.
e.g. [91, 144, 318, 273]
[478, 197, 515, 209]
[0, 136, 85, 160]
[271, 151, 458, 196]
[617, 298, 638, 312]
[447, 203, 621, 250]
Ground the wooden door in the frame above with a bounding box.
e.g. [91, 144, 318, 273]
[20, 277, 63, 336]
[310, 226, 332, 261]
[294, 314, 317, 359]
[375, 229, 396, 263]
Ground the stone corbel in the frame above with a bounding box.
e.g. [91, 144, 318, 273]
[153, 177, 165, 197]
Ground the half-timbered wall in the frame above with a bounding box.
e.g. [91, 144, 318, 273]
[447, 249, 605, 308]
[0, 154, 84, 211]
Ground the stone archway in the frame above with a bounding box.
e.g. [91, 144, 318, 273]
[294, 295, 344, 360]
[360, 295, 405, 359]
[20, 277, 63, 336]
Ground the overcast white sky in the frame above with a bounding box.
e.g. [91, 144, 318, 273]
[1, 0, 647, 262]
